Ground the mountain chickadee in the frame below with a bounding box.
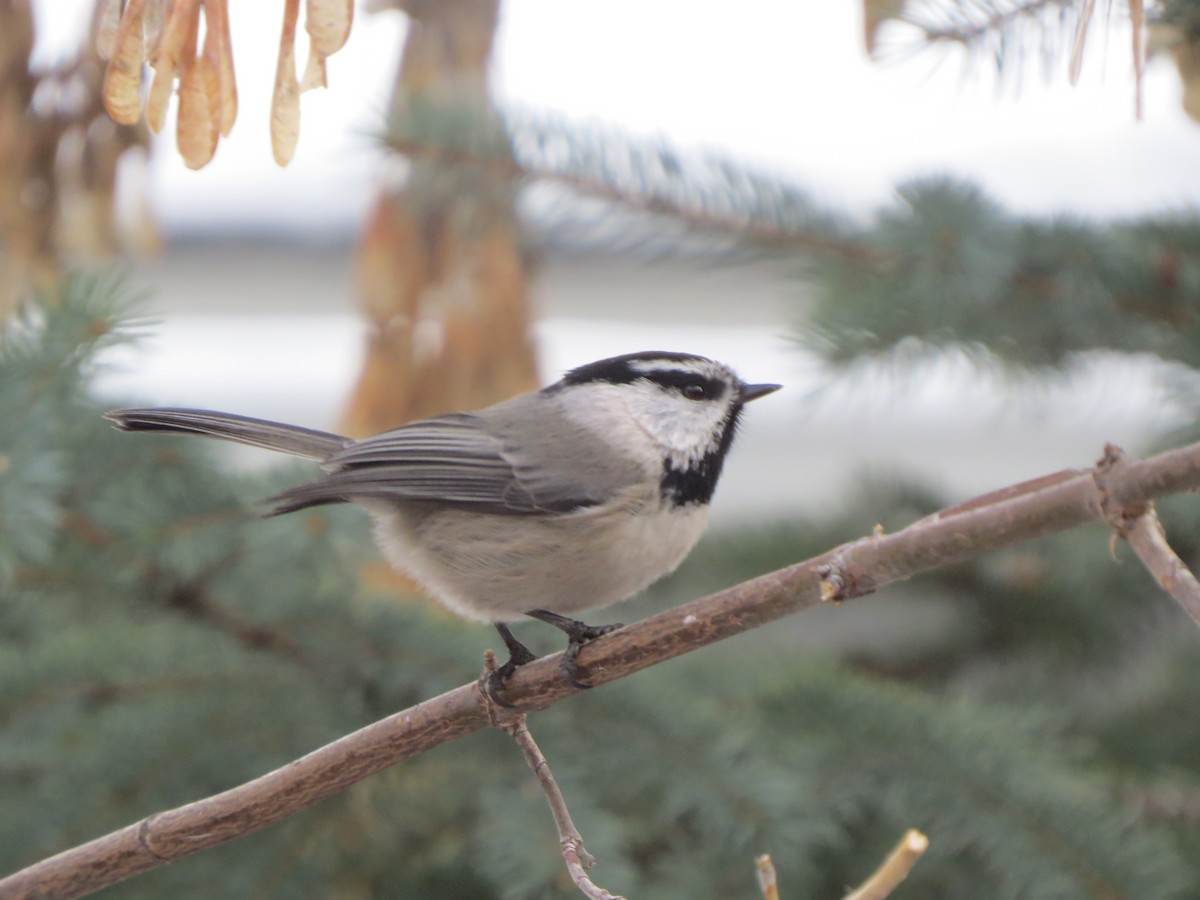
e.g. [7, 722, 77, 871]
[106, 350, 780, 692]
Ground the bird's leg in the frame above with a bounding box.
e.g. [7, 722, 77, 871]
[487, 622, 538, 705]
[493, 622, 538, 678]
[525, 609, 623, 689]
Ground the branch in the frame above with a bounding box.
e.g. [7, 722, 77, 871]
[1096, 445, 1200, 626]
[6, 439, 1200, 899]
[904, 0, 1067, 47]
[877, 0, 1080, 89]
[755, 854, 779, 900]
[384, 114, 878, 265]
[1125, 511, 1200, 624]
[843, 830, 930, 900]
[495, 703, 626, 900]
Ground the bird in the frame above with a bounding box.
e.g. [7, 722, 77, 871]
[106, 350, 781, 695]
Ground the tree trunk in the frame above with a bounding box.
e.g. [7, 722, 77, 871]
[340, 0, 538, 437]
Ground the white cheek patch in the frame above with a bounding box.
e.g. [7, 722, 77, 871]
[630, 388, 728, 467]
[559, 375, 734, 471]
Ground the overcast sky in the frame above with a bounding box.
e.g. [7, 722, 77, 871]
[31, 1, 1200, 234]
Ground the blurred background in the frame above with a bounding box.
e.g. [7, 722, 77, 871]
[23, 0, 1200, 518]
[4, 0, 1200, 897]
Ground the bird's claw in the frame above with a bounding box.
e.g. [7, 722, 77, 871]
[494, 612, 624, 697]
[558, 621, 623, 689]
[487, 625, 538, 707]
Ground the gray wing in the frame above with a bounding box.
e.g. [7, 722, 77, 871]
[266, 399, 640, 517]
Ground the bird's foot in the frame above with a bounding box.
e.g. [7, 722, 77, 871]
[526, 609, 623, 689]
[487, 622, 538, 708]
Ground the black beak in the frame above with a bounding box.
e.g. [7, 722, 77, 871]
[739, 382, 782, 403]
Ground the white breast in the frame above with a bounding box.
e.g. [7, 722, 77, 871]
[361, 492, 710, 623]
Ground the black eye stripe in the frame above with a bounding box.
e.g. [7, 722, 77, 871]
[640, 371, 726, 400]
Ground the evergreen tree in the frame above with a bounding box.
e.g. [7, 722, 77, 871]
[5, 243, 1200, 898]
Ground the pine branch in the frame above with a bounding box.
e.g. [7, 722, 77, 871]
[873, 0, 1079, 80]
[903, 0, 1071, 47]
[383, 109, 876, 264]
[879, 1, 1146, 130]
[804, 178, 1200, 370]
[6, 437, 1200, 899]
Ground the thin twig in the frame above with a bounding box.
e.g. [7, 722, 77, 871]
[755, 854, 780, 900]
[1094, 443, 1200, 626]
[1124, 511, 1200, 625]
[7, 439, 1200, 898]
[501, 712, 625, 900]
[842, 829, 929, 900]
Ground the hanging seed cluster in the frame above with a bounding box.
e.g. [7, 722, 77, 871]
[96, 0, 353, 169]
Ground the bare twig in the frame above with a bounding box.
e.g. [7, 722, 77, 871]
[476, 654, 621, 897]
[843, 829, 929, 900]
[501, 712, 625, 900]
[755, 853, 780, 900]
[1124, 511, 1200, 625]
[1094, 444, 1200, 627]
[7, 439, 1200, 899]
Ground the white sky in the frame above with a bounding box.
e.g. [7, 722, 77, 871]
[31, 0, 1200, 234]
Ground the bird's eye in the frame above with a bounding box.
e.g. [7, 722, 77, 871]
[682, 382, 707, 401]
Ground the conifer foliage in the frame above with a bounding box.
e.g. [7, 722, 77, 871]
[804, 178, 1200, 370]
[3, 274, 1199, 897]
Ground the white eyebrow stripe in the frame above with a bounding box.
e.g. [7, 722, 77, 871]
[628, 359, 712, 375]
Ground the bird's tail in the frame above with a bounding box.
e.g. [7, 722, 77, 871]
[105, 407, 349, 461]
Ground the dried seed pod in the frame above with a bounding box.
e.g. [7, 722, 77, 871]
[305, 0, 353, 58]
[101, 0, 148, 125]
[271, 0, 302, 166]
[177, 53, 218, 169]
[95, 0, 124, 60]
[146, 0, 200, 133]
[143, 0, 167, 60]
[300, 46, 327, 92]
[203, 0, 237, 136]
[179, 0, 200, 69]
